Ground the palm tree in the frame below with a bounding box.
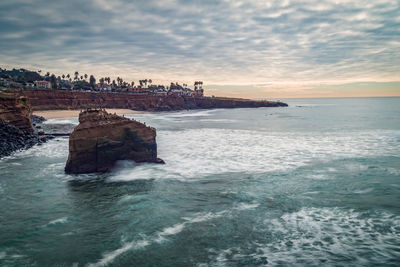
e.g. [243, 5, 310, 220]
[84, 74, 88, 80]
[74, 71, 79, 81]
[62, 74, 65, 79]
[66, 74, 70, 79]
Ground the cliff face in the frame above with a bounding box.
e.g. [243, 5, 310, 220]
[0, 93, 33, 132]
[65, 109, 163, 174]
[19, 90, 287, 111]
[0, 93, 50, 158]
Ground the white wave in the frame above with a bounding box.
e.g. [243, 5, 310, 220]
[199, 119, 238, 123]
[306, 174, 331, 180]
[5, 138, 69, 160]
[108, 128, 400, 182]
[88, 203, 258, 266]
[354, 188, 374, 194]
[206, 207, 400, 266]
[43, 118, 78, 125]
[160, 223, 185, 236]
[48, 216, 69, 225]
[234, 202, 260, 211]
[258, 207, 400, 265]
[87, 240, 149, 267]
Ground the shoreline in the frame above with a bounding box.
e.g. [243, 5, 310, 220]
[19, 90, 288, 112]
[33, 109, 143, 119]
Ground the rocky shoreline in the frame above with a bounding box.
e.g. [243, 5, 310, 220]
[0, 94, 53, 159]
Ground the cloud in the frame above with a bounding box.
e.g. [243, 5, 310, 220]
[0, 0, 399, 97]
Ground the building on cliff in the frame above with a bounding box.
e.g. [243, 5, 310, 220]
[34, 80, 51, 89]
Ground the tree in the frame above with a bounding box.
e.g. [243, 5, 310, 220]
[50, 74, 57, 89]
[89, 75, 96, 88]
[66, 74, 70, 80]
[84, 74, 88, 80]
[62, 74, 65, 79]
[74, 71, 79, 81]
[80, 75, 83, 80]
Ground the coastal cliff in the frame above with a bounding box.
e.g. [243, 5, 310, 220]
[0, 93, 33, 132]
[19, 90, 288, 111]
[65, 109, 163, 174]
[0, 93, 49, 158]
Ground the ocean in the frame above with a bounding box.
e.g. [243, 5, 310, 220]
[0, 97, 399, 266]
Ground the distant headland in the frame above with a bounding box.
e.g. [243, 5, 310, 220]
[0, 67, 288, 111]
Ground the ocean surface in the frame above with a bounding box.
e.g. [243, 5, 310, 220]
[0, 97, 399, 266]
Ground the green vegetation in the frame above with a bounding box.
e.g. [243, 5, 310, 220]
[0, 66, 205, 97]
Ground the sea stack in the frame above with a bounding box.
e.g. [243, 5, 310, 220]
[65, 109, 164, 174]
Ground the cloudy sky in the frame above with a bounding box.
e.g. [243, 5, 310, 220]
[0, 0, 399, 98]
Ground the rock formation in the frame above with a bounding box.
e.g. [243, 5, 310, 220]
[65, 109, 164, 174]
[0, 93, 33, 132]
[0, 93, 50, 158]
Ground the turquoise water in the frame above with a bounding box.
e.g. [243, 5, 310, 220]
[0, 97, 399, 266]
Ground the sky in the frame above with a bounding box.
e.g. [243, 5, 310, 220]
[0, 0, 399, 98]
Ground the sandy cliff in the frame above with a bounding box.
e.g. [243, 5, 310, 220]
[0, 93, 51, 158]
[0, 93, 33, 132]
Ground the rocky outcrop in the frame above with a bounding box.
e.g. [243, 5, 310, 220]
[65, 109, 164, 174]
[0, 121, 44, 157]
[0, 93, 33, 132]
[0, 93, 50, 158]
[19, 90, 288, 111]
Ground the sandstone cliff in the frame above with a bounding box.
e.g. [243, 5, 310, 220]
[19, 90, 288, 111]
[0, 93, 50, 158]
[0, 93, 33, 132]
[65, 109, 163, 174]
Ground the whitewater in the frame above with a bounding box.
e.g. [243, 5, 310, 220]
[0, 97, 399, 266]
